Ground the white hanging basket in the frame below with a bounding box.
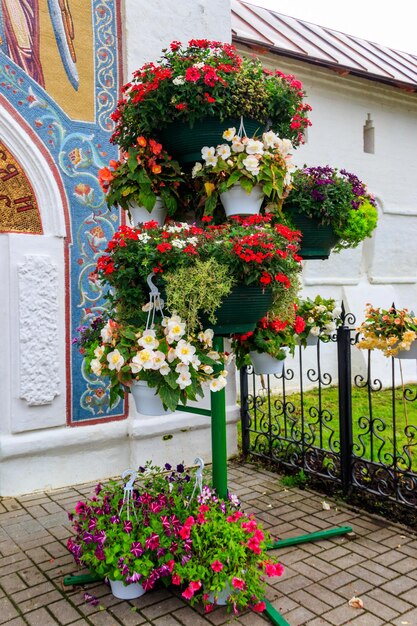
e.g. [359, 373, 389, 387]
[128, 197, 167, 226]
[207, 581, 232, 606]
[109, 579, 145, 599]
[131, 380, 174, 416]
[249, 349, 288, 375]
[395, 341, 417, 360]
[220, 183, 264, 217]
[295, 332, 319, 347]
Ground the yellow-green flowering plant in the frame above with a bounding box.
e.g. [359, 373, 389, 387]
[356, 304, 417, 357]
[192, 127, 294, 215]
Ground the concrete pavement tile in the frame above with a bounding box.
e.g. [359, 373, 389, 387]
[173, 606, 219, 626]
[283, 606, 316, 625]
[25, 608, 60, 625]
[0, 598, 19, 624]
[141, 596, 186, 620]
[108, 603, 146, 625]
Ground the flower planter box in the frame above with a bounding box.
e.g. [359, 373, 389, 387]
[157, 117, 264, 166]
[395, 341, 417, 359]
[131, 380, 174, 416]
[249, 349, 288, 375]
[287, 211, 340, 260]
[220, 183, 264, 218]
[128, 197, 167, 226]
[109, 579, 145, 599]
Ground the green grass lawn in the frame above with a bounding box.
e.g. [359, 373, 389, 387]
[243, 384, 417, 471]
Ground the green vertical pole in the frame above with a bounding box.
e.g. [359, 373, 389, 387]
[210, 335, 228, 499]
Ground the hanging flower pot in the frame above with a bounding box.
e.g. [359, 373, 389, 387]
[287, 211, 340, 260]
[157, 117, 264, 166]
[395, 341, 417, 359]
[128, 197, 167, 226]
[109, 579, 145, 599]
[207, 581, 233, 606]
[295, 332, 319, 347]
[131, 381, 174, 416]
[220, 184, 264, 218]
[249, 349, 289, 375]
[200, 284, 273, 336]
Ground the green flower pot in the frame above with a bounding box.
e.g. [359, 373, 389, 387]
[157, 117, 264, 166]
[288, 212, 340, 260]
[200, 284, 273, 336]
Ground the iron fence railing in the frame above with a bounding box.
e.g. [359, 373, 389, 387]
[239, 305, 417, 509]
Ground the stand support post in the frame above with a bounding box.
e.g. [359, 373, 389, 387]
[210, 335, 228, 499]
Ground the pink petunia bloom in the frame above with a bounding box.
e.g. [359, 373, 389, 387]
[205, 603, 214, 613]
[211, 560, 224, 572]
[172, 573, 182, 585]
[231, 577, 246, 590]
[253, 601, 267, 612]
[182, 586, 194, 600]
[189, 580, 202, 592]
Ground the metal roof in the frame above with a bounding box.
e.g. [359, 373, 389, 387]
[231, 0, 417, 92]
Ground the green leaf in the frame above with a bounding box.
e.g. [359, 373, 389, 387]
[164, 371, 178, 389]
[158, 385, 181, 411]
[239, 178, 254, 193]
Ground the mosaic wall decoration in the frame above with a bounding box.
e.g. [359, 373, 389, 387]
[0, 0, 125, 423]
[0, 141, 43, 233]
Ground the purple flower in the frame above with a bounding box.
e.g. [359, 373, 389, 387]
[94, 547, 105, 561]
[127, 572, 142, 583]
[83, 592, 99, 606]
[156, 547, 166, 559]
[176, 464, 184, 473]
[142, 578, 155, 591]
[145, 533, 160, 550]
[110, 515, 120, 524]
[93, 530, 106, 545]
[169, 541, 178, 554]
[88, 519, 97, 532]
[95, 483, 103, 495]
[130, 541, 144, 558]
[158, 564, 170, 577]
[164, 463, 172, 470]
[181, 553, 192, 565]
[124, 520, 133, 534]
[82, 531, 94, 544]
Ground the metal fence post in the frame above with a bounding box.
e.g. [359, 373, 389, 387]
[240, 367, 250, 457]
[337, 303, 353, 495]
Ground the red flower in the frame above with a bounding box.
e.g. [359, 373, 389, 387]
[175, 103, 187, 110]
[182, 586, 194, 600]
[260, 271, 272, 285]
[275, 273, 290, 289]
[204, 92, 216, 103]
[205, 604, 214, 613]
[201, 216, 212, 222]
[185, 67, 201, 82]
[253, 601, 266, 612]
[172, 573, 182, 585]
[294, 316, 306, 334]
[231, 577, 246, 590]
[183, 244, 198, 255]
[211, 560, 223, 572]
[156, 243, 172, 253]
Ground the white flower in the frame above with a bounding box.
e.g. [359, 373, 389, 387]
[159, 364, 170, 376]
[165, 319, 186, 342]
[130, 354, 143, 374]
[137, 232, 151, 243]
[172, 239, 186, 249]
[163, 314, 182, 328]
[138, 329, 159, 350]
[210, 375, 227, 392]
[307, 317, 315, 324]
[310, 326, 321, 336]
[207, 350, 220, 360]
[223, 127, 236, 141]
[202, 365, 214, 374]
[262, 130, 280, 148]
[90, 358, 102, 376]
[94, 345, 105, 358]
[186, 236, 198, 245]
[204, 155, 218, 167]
[201, 146, 216, 161]
[191, 355, 201, 370]
[333, 306, 342, 318]
[191, 162, 203, 178]
[198, 328, 214, 347]
[176, 371, 192, 389]
[167, 348, 176, 363]
[242, 154, 260, 175]
[324, 321, 336, 332]
[175, 340, 196, 365]
[276, 137, 293, 155]
[216, 144, 231, 160]
[151, 350, 167, 370]
[316, 305, 328, 313]
[173, 76, 185, 85]
[194, 62, 205, 69]
[231, 137, 245, 153]
[245, 139, 264, 155]
[107, 349, 124, 371]
[100, 320, 115, 343]
[175, 362, 190, 374]
[134, 349, 156, 370]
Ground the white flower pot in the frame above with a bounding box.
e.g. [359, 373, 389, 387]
[296, 333, 319, 347]
[395, 341, 417, 359]
[220, 183, 264, 217]
[109, 579, 145, 599]
[131, 380, 174, 416]
[128, 197, 167, 226]
[249, 349, 288, 375]
[207, 581, 232, 606]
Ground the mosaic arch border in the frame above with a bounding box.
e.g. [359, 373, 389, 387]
[0, 0, 127, 425]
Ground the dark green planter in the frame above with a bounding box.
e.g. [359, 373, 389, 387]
[200, 284, 273, 336]
[288, 212, 340, 260]
[157, 118, 264, 166]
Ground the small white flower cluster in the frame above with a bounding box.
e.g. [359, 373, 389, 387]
[90, 316, 227, 392]
[305, 302, 343, 337]
[192, 127, 294, 180]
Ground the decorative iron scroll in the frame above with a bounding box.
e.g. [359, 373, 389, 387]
[0, 141, 42, 234]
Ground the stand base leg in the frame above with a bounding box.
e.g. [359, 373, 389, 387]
[63, 573, 104, 586]
[268, 525, 353, 550]
[264, 599, 291, 626]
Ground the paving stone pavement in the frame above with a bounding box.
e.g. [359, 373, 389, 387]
[1, 460, 416, 626]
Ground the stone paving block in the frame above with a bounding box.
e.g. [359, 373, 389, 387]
[0, 597, 19, 624]
[173, 605, 216, 626]
[235, 610, 269, 624]
[89, 610, 124, 625]
[300, 583, 345, 609]
[273, 573, 314, 595]
[335, 578, 373, 597]
[367, 588, 413, 614]
[2, 618, 27, 626]
[305, 619, 334, 626]
[283, 606, 316, 625]
[18, 589, 64, 614]
[25, 607, 60, 625]
[47, 526, 73, 541]
[109, 603, 147, 625]
[341, 614, 384, 626]
[25, 546, 53, 563]
[392, 607, 417, 625]
[388, 555, 417, 574]
[347, 564, 388, 587]
[0, 557, 33, 577]
[18, 566, 49, 587]
[48, 599, 85, 624]
[141, 596, 186, 620]
[291, 561, 328, 583]
[329, 553, 366, 570]
[204, 605, 232, 625]
[0, 573, 27, 595]
[319, 571, 357, 591]
[380, 574, 416, 595]
[358, 594, 400, 621]
[2, 499, 22, 512]
[153, 615, 184, 626]
[322, 603, 365, 625]
[289, 589, 332, 615]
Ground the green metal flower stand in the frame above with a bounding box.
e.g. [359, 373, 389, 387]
[64, 334, 352, 626]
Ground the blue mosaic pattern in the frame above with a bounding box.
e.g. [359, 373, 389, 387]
[0, 0, 124, 422]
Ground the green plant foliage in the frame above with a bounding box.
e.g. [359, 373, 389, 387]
[164, 258, 236, 333]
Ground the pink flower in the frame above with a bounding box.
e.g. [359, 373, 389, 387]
[205, 604, 214, 613]
[253, 601, 266, 612]
[189, 580, 202, 592]
[172, 573, 181, 585]
[241, 520, 257, 533]
[211, 560, 223, 572]
[231, 577, 246, 590]
[182, 586, 194, 600]
[265, 562, 284, 577]
[247, 538, 262, 554]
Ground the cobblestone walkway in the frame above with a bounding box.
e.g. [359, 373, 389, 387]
[1, 461, 416, 626]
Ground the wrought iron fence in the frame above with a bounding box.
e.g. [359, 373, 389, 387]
[239, 305, 417, 509]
